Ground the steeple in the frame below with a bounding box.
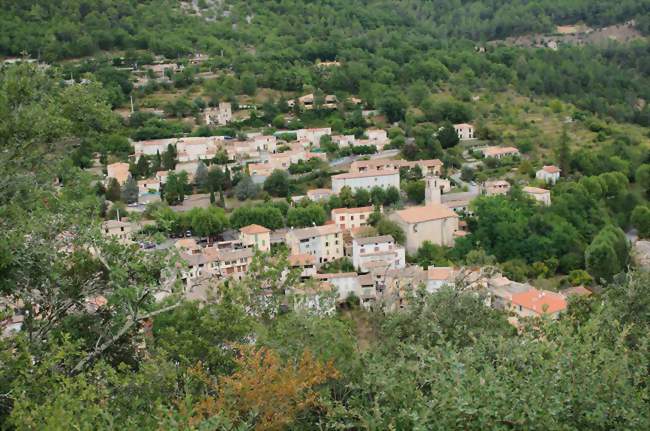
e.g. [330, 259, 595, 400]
[425, 175, 442, 205]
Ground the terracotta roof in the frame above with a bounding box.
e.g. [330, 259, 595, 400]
[523, 186, 549, 195]
[240, 224, 271, 235]
[331, 206, 374, 215]
[288, 253, 316, 266]
[332, 170, 399, 180]
[395, 204, 458, 224]
[427, 267, 454, 281]
[541, 165, 561, 174]
[307, 188, 333, 195]
[510, 288, 567, 315]
[482, 146, 519, 157]
[355, 235, 394, 246]
[288, 224, 341, 240]
[175, 238, 199, 251]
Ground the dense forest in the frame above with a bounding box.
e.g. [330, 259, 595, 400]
[1, 0, 650, 429]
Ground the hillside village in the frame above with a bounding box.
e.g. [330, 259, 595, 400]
[89, 94, 592, 325]
[1, 1, 650, 428]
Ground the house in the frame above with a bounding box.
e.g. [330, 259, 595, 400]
[253, 135, 277, 153]
[106, 162, 130, 185]
[239, 224, 271, 252]
[133, 136, 225, 162]
[426, 267, 456, 293]
[307, 188, 335, 201]
[508, 288, 567, 319]
[331, 206, 375, 231]
[180, 247, 254, 284]
[288, 253, 317, 279]
[523, 186, 551, 206]
[296, 128, 332, 146]
[175, 238, 201, 254]
[536, 165, 561, 184]
[204, 102, 232, 126]
[286, 224, 344, 266]
[101, 219, 137, 243]
[366, 128, 388, 142]
[352, 235, 406, 273]
[480, 146, 520, 159]
[332, 135, 356, 148]
[350, 159, 443, 176]
[560, 285, 592, 298]
[314, 272, 364, 303]
[453, 123, 475, 140]
[390, 205, 459, 254]
[331, 170, 400, 194]
[323, 94, 338, 109]
[155, 170, 169, 184]
[297, 94, 315, 110]
[481, 180, 511, 196]
[137, 178, 160, 194]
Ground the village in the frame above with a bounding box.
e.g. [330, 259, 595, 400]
[91, 100, 580, 329]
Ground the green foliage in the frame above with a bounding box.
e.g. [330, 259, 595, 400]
[376, 218, 405, 245]
[631, 205, 650, 238]
[120, 176, 138, 204]
[319, 257, 355, 274]
[286, 203, 327, 228]
[585, 225, 629, 283]
[263, 169, 290, 197]
[230, 204, 284, 230]
[413, 241, 450, 268]
[234, 176, 260, 201]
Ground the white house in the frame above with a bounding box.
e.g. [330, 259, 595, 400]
[536, 165, 561, 184]
[106, 162, 130, 185]
[331, 170, 400, 194]
[523, 186, 551, 206]
[352, 235, 406, 273]
[453, 123, 475, 140]
[332, 135, 356, 148]
[481, 180, 511, 196]
[137, 178, 160, 194]
[426, 267, 455, 293]
[286, 224, 344, 266]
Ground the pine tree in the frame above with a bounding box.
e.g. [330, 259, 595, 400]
[210, 189, 216, 204]
[152, 150, 162, 172]
[135, 156, 149, 179]
[105, 178, 122, 202]
[558, 128, 571, 176]
[121, 176, 139, 204]
[194, 161, 209, 192]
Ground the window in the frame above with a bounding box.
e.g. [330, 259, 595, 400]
[360, 214, 365, 220]
[339, 216, 345, 221]
[351, 216, 355, 220]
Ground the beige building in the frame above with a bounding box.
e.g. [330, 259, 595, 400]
[523, 186, 551, 206]
[480, 146, 520, 159]
[350, 159, 443, 176]
[331, 206, 375, 231]
[286, 224, 343, 266]
[101, 219, 138, 243]
[239, 224, 271, 252]
[390, 205, 459, 254]
[453, 123, 475, 140]
[481, 180, 511, 196]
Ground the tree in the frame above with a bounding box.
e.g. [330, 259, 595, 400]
[188, 207, 228, 237]
[370, 186, 386, 206]
[557, 128, 571, 176]
[585, 225, 629, 283]
[354, 188, 371, 207]
[405, 181, 425, 204]
[338, 186, 355, 208]
[194, 161, 209, 192]
[460, 166, 475, 182]
[135, 155, 149, 179]
[376, 218, 405, 245]
[234, 176, 260, 201]
[162, 144, 177, 171]
[415, 241, 450, 268]
[287, 204, 327, 228]
[264, 170, 290, 197]
[105, 178, 122, 202]
[631, 205, 650, 239]
[164, 171, 187, 205]
[384, 186, 401, 206]
[437, 123, 460, 149]
[635, 164, 650, 198]
[241, 72, 257, 96]
[120, 177, 139, 204]
[230, 205, 284, 230]
[191, 347, 338, 429]
[378, 90, 407, 123]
